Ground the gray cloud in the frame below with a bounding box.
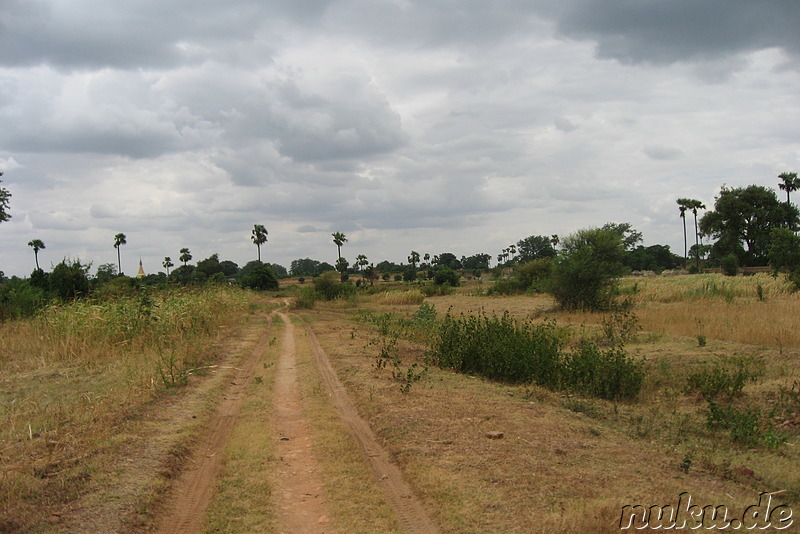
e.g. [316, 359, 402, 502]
[552, 0, 800, 66]
[0, 1, 798, 278]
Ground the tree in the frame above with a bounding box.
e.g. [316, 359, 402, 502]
[700, 185, 799, 266]
[240, 263, 279, 291]
[162, 257, 174, 276]
[335, 257, 349, 282]
[0, 173, 10, 223]
[251, 224, 268, 262]
[219, 260, 239, 277]
[623, 245, 681, 272]
[364, 263, 378, 286]
[516, 235, 557, 263]
[550, 227, 626, 311]
[356, 254, 369, 272]
[113, 233, 127, 275]
[28, 239, 45, 271]
[95, 263, 118, 285]
[768, 228, 800, 289]
[290, 258, 323, 277]
[677, 199, 690, 267]
[778, 172, 800, 229]
[462, 253, 491, 270]
[600, 222, 643, 251]
[196, 253, 223, 278]
[408, 251, 420, 269]
[682, 200, 706, 269]
[179, 247, 192, 266]
[332, 232, 347, 261]
[433, 252, 461, 270]
[50, 258, 91, 300]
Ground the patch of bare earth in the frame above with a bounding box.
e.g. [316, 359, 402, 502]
[272, 311, 334, 533]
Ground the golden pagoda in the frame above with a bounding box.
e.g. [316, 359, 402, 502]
[136, 258, 146, 279]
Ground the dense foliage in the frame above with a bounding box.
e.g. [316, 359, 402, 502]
[550, 228, 627, 310]
[428, 309, 644, 400]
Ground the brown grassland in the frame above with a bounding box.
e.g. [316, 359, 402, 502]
[0, 273, 798, 532]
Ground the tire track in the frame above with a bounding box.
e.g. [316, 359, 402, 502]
[297, 316, 440, 534]
[273, 311, 334, 533]
[155, 314, 272, 534]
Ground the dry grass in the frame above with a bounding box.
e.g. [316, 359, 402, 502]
[555, 274, 800, 349]
[0, 286, 249, 530]
[300, 277, 800, 532]
[203, 315, 280, 533]
[293, 317, 402, 533]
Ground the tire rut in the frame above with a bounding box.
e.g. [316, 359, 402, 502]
[297, 315, 440, 534]
[155, 315, 272, 534]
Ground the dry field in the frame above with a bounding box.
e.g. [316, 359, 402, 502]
[296, 273, 799, 532]
[0, 274, 798, 532]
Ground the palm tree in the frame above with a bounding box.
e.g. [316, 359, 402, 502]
[356, 254, 368, 272]
[28, 239, 45, 271]
[0, 172, 10, 224]
[677, 199, 690, 267]
[778, 172, 800, 229]
[163, 256, 174, 276]
[114, 233, 127, 275]
[778, 172, 799, 205]
[251, 224, 268, 262]
[408, 251, 420, 268]
[332, 232, 347, 261]
[179, 248, 192, 266]
[685, 199, 706, 269]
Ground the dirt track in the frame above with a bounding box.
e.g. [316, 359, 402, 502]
[155, 303, 438, 533]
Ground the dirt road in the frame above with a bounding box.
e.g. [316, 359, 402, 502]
[155, 302, 437, 533]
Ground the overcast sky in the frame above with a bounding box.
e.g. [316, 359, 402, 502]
[1, 0, 799, 277]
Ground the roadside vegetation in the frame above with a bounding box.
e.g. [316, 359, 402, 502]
[0, 284, 249, 530]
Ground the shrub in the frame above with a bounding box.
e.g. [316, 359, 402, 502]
[49, 259, 91, 300]
[561, 340, 645, 400]
[430, 310, 565, 386]
[515, 258, 553, 293]
[433, 267, 460, 287]
[239, 263, 279, 290]
[428, 309, 645, 400]
[294, 285, 317, 309]
[685, 355, 763, 399]
[550, 228, 626, 311]
[720, 253, 739, 276]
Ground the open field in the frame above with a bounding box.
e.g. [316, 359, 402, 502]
[1, 273, 798, 532]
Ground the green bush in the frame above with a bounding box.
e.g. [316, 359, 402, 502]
[550, 228, 626, 311]
[49, 259, 91, 300]
[0, 279, 47, 320]
[515, 258, 553, 293]
[428, 310, 644, 400]
[430, 310, 565, 387]
[239, 263, 279, 290]
[685, 356, 763, 399]
[433, 267, 460, 287]
[561, 340, 645, 400]
[720, 253, 739, 276]
[294, 285, 317, 309]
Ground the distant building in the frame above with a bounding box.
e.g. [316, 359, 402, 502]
[137, 258, 146, 279]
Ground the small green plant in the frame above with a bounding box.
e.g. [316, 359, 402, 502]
[697, 335, 707, 347]
[685, 355, 763, 399]
[756, 283, 765, 301]
[411, 302, 437, 324]
[600, 309, 641, 346]
[157, 350, 188, 388]
[399, 363, 427, 393]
